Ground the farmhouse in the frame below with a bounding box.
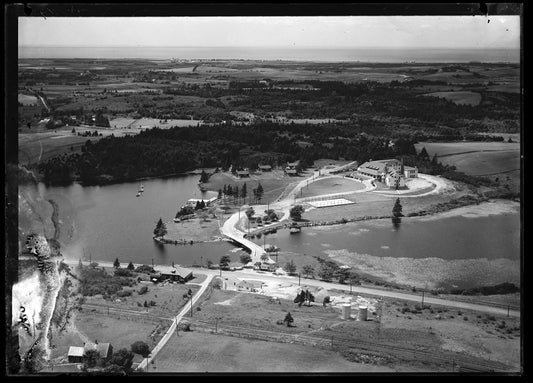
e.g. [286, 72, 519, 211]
[68, 341, 113, 364]
[84, 341, 113, 362]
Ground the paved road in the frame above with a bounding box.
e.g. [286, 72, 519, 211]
[136, 273, 214, 371]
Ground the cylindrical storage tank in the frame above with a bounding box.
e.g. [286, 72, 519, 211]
[358, 306, 368, 321]
[341, 304, 351, 320]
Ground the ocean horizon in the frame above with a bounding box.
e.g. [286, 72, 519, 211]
[18, 46, 520, 63]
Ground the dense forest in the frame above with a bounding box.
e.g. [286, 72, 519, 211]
[37, 120, 503, 188]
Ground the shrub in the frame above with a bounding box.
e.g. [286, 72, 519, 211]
[117, 290, 132, 297]
[138, 285, 149, 295]
[149, 300, 156, 306]
[114, 268, 133, 277]
[131, 341, 150, 357]
[463, 316, 468, 321]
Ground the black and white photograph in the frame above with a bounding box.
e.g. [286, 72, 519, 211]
[5, 3, 522, 376]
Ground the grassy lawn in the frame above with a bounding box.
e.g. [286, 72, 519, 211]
[154, 331, 394, 373]
[82, 277, 200, 319]
[203, 171, 301, 204]
[75, 313, 167, 353]
[298, 176, 365, 199]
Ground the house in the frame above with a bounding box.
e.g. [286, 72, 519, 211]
[259, 262, 277, 272]
[72, 341, 113, 364]
[258, 164, 272, 172]
[157, 265, 194, 283]
[67, 346, 85, 363]
[236, 279, 264, 292]
[236, 170, 250, 178]
[285, 168, 299, 176]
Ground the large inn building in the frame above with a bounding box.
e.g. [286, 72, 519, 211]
[357, 159, 418, 188]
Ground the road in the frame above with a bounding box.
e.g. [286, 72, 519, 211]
[194, 268, 520, 318]
[219, 162, 358, 263]
[136, 273, 214, 371]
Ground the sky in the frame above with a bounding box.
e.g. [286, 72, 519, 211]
[18, 16, 520, 49]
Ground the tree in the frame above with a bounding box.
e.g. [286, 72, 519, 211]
[290, 205, 305, 221]
[392, 198, 403, 218]
[260, 253, 270, 262]
[219, 255, 231, 269]
[131, 341, 151, 357]
[304, 289, 315, 306]
[153, 217, 168, 238]
[255, 182, 264, 202]
[284, 312, 294, 327]
[199, 170, 209, 183]
[284, 260, 297, 275]
[234, 185, 239, 204]
[113, 258, 120, 269]
[83, 349, 101, 368]
[106, 348, 134, 373]
[302, 265, 315, 278]
[419, 147, 430, 160]
[240, 253, 252, 264]
[264, 209, 278, 221]
[127, 261, 135, 271]
[218, 189, 223, 199]
[431, 153, 439, 165]
[241, 182, 247, 201]
[245, 207, 255, 220]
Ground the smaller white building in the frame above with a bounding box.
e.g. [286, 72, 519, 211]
[403, 166, 418, 178]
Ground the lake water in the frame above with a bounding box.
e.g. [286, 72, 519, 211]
[251, 214, 520, 261]
[18, 46, 520, 63]
[24, 174, 520, 288]
[29, 175, 242, 267]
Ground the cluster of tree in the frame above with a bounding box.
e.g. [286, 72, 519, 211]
[314, 257, 358, 285]
[294, 289, 315, 307]
[176, 205, 195, 219]
[289, 205, 305, 221]
[77, 263, 136, 297]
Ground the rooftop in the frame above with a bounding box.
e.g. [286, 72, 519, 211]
[67, 346, 85, 358]
[158, 265, 193, 278]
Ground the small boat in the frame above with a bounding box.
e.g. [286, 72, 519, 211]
[173, 218, 181, 223]
[136, 192, 141, 197]
[289, 223, 301, 234]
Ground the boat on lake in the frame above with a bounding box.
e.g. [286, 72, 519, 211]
[136, 192, 141, 197]
[289, 222, 301, 234]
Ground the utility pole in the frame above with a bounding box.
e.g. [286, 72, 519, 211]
[200, 256, 203, 268]
[421, 290, 425, 307]
[298, 273, 301, 286]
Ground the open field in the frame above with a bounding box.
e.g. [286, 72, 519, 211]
[415, 142, 521, 189]
[166, 216, 223, 242]
[155, 331, 394, 373]
[423, 91, 482, 106]
[18, 93, 39, 105]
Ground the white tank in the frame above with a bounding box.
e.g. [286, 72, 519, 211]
[341, 304, 351, 320]
[358, 306, 368, 321]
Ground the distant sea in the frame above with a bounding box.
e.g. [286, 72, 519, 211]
[18, 46, 520, 63]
